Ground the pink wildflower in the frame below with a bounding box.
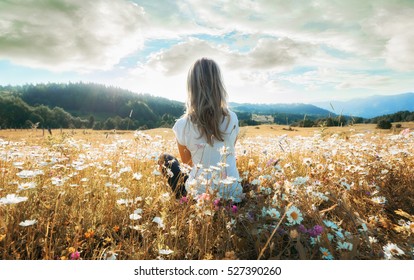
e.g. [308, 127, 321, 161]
[213, 199, 221, 210]
[70, 251, 80, 260]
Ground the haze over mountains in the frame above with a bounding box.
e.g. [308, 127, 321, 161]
[312, 93, 414, 118]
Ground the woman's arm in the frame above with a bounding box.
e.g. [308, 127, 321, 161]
[177, 141, 193, 166]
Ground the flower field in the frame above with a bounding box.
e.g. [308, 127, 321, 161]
[0, 125, 413, 260]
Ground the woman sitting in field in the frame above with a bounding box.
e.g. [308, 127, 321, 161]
[159, 58, 244, 203]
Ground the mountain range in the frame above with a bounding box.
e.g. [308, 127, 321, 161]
[312, 92, 414, 118]
[229, 102, 333, 116]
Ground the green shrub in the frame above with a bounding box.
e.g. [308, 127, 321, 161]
[376, 119, 392, 129]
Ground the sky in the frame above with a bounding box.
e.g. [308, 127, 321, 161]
[0, 0, 413, 104]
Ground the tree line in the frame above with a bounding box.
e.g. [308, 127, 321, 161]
[0, 83, 184, 130]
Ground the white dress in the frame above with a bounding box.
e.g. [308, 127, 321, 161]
[172, 110, 243, 202]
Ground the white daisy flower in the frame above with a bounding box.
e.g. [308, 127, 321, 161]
[0, 194, 28, 205]
[286, 206, 303, 225]
[266, 208, 281, 219]
[371, 196, 387, 204]
[17, 182, 36, 191]
[336, 241, 353, 251]
[152, 217, 165, 229]
[158, 249, 174, 255]
[16, 170, 35, 179]
[129, 213, 142, 220]
[116, 198, 133, 206]
[369, 236, 378, 244]
[19, 219, 37, 227]
[383, 243, 405, 259]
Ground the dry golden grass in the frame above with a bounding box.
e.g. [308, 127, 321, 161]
[0, 124, 413, 260]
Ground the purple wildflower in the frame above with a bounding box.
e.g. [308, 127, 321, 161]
[298, 224, 307, 233]
[231, 205, 238, 214]
[308, 225, 324, 237]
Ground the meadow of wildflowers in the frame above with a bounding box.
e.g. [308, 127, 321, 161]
[0, 125, 413, 260]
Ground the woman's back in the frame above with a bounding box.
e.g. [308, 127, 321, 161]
[173, 110, 243, 202]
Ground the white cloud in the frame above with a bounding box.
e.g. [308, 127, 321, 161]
[0, 0, 145, 72]
[145, 36, 315, 76]
[369, 7, 414, 71]
[230, 37, 316, 70]
[146, 38, 224, 75]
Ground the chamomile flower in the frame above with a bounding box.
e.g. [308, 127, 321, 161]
[323, 220, 339, 230]
[152, 217, 165, 229]
[19, 219, 37, 227]
[320, 247, 334, 260]
[383, 243, 405, 259]
[17, 182, 36, 191]
[266, 208, 281, 219]
[336, 241, 353, 251]
[369, 236, 378, 244]
[159, 249, 174, 255]
[286, 206, 303, 225]
[129, 213, 142, 220]
[371, 196, 387, 204]
[0, 194, 28, 205]
[116, 198, 133, 206]
[16, 170, 35, 179]
[335, 230, 345, 240]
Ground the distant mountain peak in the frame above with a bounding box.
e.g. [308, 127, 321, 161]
[312, 92, 414, 118]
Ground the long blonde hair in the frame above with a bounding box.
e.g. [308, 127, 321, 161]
[186, 58, 229, 145]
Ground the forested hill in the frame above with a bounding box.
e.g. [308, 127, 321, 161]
[0, 83, 185, 129]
